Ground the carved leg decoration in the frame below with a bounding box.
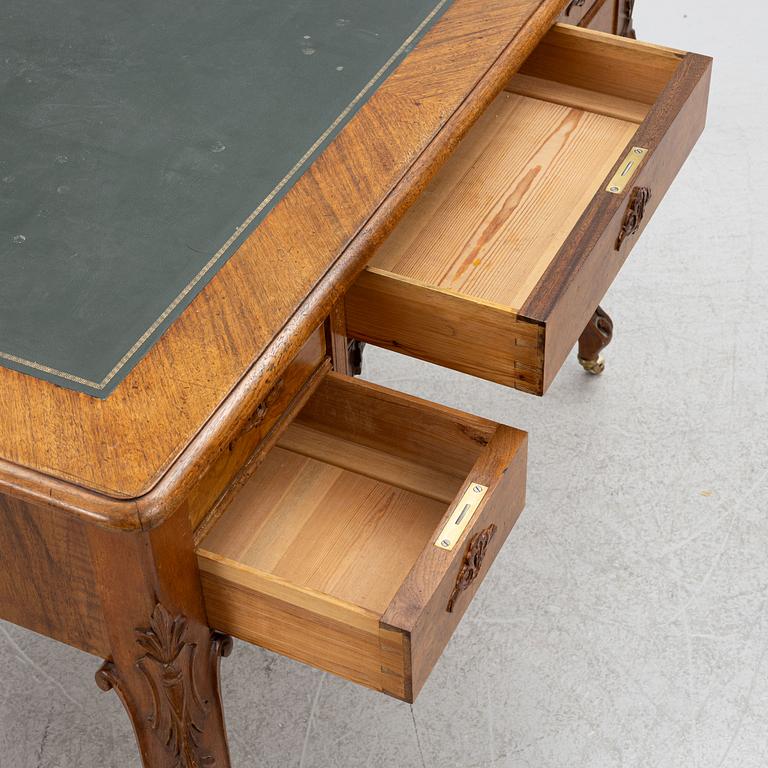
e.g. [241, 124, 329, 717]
[89, 510, 232, 768]
[577, 306, 614, 375]
[347, 339, 366, 377]
[95, 612, 232, 768]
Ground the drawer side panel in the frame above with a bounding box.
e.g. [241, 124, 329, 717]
[201, 570, 386, 692]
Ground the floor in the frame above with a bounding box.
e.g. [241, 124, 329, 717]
[1, 2, 766, 766]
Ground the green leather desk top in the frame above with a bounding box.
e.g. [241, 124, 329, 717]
[0, 0, 451, 397]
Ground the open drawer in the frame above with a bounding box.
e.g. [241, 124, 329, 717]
[197, 372, 527, 702]
[346, 24, 712, 395]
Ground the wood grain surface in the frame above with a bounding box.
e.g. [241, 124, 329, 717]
[185, 327, 327, 531]
[506, 73, 649, 122]
[391, 427, 527, 699]
[200, 566, 386, 692]
[346, 267, 546, 393]
[201, 443, 450, 614]
[0, 493, 109, 655]
[0, 0, 566, 528]
[369, 90, 638, 308]
[90, 504, 232, 767]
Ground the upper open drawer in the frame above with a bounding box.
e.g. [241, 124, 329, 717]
[346, 25, 711, 395]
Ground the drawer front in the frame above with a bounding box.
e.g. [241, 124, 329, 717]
[197, 373, 527, 701]
[381, 424, 527, 699]
[346, 25, 711, 395]
[188, 326, 329, 532]
[517, 32, 711, 389]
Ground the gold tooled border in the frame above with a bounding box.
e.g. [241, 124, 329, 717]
[1, 0, 452, 391]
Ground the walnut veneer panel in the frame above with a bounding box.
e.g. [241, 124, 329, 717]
[187, 326, 328, 532]
[0, 494, 109, 655]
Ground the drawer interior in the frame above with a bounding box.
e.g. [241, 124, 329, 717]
[346, 25, 709, 394]
[198, 373, 527, 700]
[366, 28, 679, 314]
[200, 420, 469, 619]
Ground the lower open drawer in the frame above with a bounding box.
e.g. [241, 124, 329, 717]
[197, 373, 527, 701]
[346, 24, 711, 394]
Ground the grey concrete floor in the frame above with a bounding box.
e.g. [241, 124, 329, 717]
[1, 2, 765, 766]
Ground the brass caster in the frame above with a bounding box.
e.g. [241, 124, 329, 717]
[578, 354, 605, 375]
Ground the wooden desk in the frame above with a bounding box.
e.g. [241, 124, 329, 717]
[0, 1, 710, 765]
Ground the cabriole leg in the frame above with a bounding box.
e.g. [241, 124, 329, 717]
[347, 339, 366, 376]
[95, 624, 232, 768]
[578, 305, 614, 375]
[89, 510, 232, 768]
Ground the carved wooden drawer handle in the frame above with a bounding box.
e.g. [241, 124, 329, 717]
[447, 523, 498, 613]
[564, 0, 586, 16]
[616, 186, 651, 251]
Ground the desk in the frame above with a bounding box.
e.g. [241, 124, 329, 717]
[0, 1, 710, 765]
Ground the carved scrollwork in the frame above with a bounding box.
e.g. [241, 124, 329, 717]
[96, 604, 232, 768]
[134, 604, 211, 767]
[95, 660, 121, 693]
[447, 524, 498, 613]
[616, 186, 651, 250]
